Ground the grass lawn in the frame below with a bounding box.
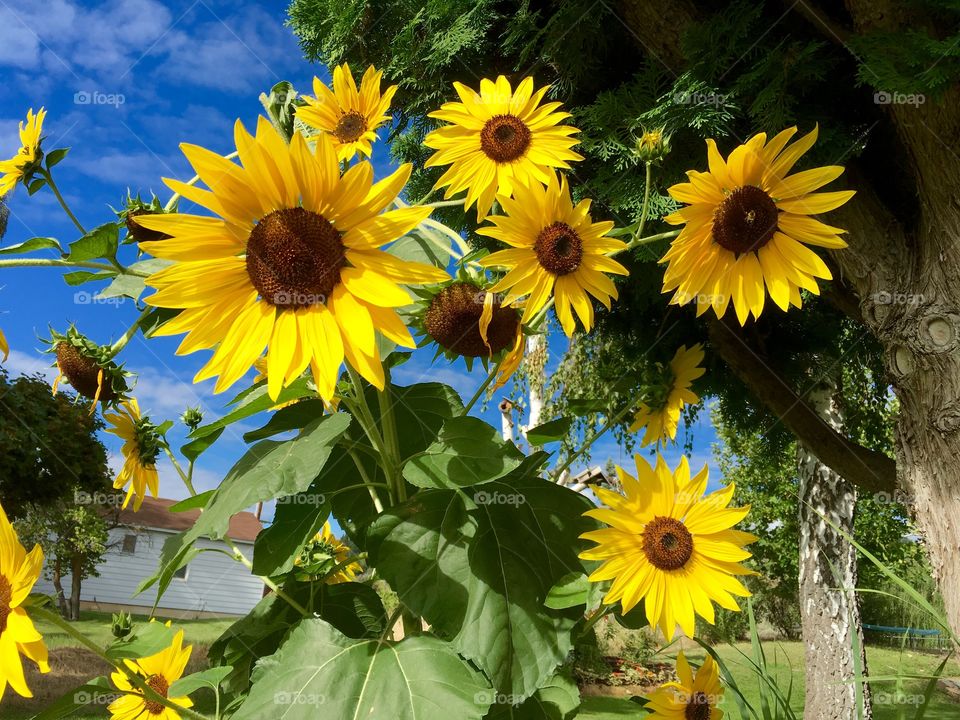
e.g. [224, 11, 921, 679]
[578, 641, 960, 719]
[4, 619, 957, 719]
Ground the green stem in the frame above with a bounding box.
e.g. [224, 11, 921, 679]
[376, 371, 405, 502]
[422, 198, 465, 209]
[41, 169, 86, 235]
[553, 400, 638, 480]
[226, 539, 312, 618]
[164, 447, 197, 497]
[0, 258, 123, 272]
[635, 162, 653, 241]
[579, 604, 614, 640]
[107, 308, 152, 358]
[345, 443, 388, 511]
[463, 357, 504, 415]
[621, 230, 679, 253]
[413, 187, 438, 205]
[32, 606, 211, 720]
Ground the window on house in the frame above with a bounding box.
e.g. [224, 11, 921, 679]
[121, 535, 137, 554]
[172, 564, 189, 580]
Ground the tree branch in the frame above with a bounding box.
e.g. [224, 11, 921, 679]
[708, 316, 897, 494]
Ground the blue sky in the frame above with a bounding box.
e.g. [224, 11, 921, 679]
[0, 0, 720, 522]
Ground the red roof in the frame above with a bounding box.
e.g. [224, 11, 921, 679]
[117, 497, 262, 542]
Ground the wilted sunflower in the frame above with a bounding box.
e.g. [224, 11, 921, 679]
[644, 652, 724, 720]
[104, 398, 161, 512]
[0, 108, 45, 197]
[0, 503, 49, 701]
[298, 64, 397, 162]
[109, 625, 193, 720]
[48, 327, 130, 409]
[425, 76, 583, 218]
[296, 522, 362, 584]
[136, 119, 448, 401]
[580, 453, 756, 639]
[416, 278, 524, 389]
[478, 173, 628, 336]
[630, 344, 705, 447]
[661, 126, 854, 324]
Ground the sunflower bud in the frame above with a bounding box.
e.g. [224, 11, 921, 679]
[111, 611, 133, 639]
[634, 128, 671, 164]
[180, 406, 204, 430]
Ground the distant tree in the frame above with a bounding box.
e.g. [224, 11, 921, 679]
[0, 368, 114, 619]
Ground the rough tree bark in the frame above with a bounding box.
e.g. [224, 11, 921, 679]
[70, 554, 83, 621]
[52, 556, 69, 618]
[798, 378, 872, 720]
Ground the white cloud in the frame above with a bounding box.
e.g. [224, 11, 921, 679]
[3, 348, 55, 381]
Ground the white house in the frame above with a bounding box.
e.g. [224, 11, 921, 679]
[35, 497, 265, 618]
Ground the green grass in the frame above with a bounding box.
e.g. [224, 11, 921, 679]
[34, 610, 235, 650]
[578, 641, 960, 719]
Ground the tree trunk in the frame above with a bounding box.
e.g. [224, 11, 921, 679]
[69, 554, 83, 621]
[797, 378, 871, 720]
[52, 556, 69, 618]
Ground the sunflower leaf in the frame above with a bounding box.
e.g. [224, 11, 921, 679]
[29, 676, 113, 720]
[66, 222, 119, 262]
[368, 470, 597, 700]
[168, 666, 234, 697]
[485, 673, 581, 719]
[106, 619, 176, 660]
[526, 417, 574, 446]
[233, 619, 493, 720]
[0, 236, 61, 255]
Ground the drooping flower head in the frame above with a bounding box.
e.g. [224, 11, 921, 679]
[0, 503, 50, 701]
[295, 521, 363, 584]
[580, 453, 755, 639]
[660, 126, 854, 325]
[104, 398, 161, 511]
[630, 344, 705, 447]
[135, 119, 448, 402]
[297, 64, 397, 162]
[425, 76, 583, 218]
[47, 326, 130, 409]
[0, 108, 45, 197]
[109, 625, 193, 720]
[644, 652, 724, 720]
[478, 173, 628, 336]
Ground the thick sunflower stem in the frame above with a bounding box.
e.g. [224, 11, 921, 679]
[107, 308, 152, 359]
[31, 606, 212, 720]
[376, 371, 406, 502]
[462, 356, 504, 415]
[164, 446, 197, 497]
[226, 539, 311, 618]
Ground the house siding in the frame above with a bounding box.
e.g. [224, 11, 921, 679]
[35, 527, 264, 616]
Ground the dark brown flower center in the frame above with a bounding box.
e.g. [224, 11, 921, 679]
[144, 673, 169, 715]
[480, 114, 532, 163]
[535, 222, 583, 276]
[334, 110, 367, 143]
[245, 207, 346, 309]
[424, 282, 520, 357]
[0, 574, 11, 636]
[55, 343, 118, 402]
[126, 210, 171, 243]
[642, 516, 693, 571]
[684, 691, 711, 720]
[712, 185, 779, 254]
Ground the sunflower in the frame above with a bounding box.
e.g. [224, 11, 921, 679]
[48, 326, 130, 410]
[0, 108, 45, 197]
[660, 126, 854, 325]
[109, 626, 193, 720]
[644, 652, 724, 720]
[0, 503, 49, 701]
[630, 344, 705, 447]
[415, 277, 525, 389]
[104, 398, 161, 512]
[296, 522, 363, 584]
[477, 173, 628, 336]
[297, 64, 397, 162]
[579, 453, 756, 639]
[135, 118, 448, 402]
[425, 76, 583, 218]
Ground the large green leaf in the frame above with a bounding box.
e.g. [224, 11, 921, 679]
[138, 414, 350, 598]
[0, 236, 61, 255]
[233, 619, 493, 720]
[98, 259, 170, 300]
[403, 415, 524, 489]
[485, 674, 581, 719]
[243, 399, 325, 442]
[368, 470, 597, 699]
[29, 676, 113, 720]
[66, 222, 119, 261]
[253, 493, 329, 576]
[189, 378, 317, 439]
[525, 417, 574, 447]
